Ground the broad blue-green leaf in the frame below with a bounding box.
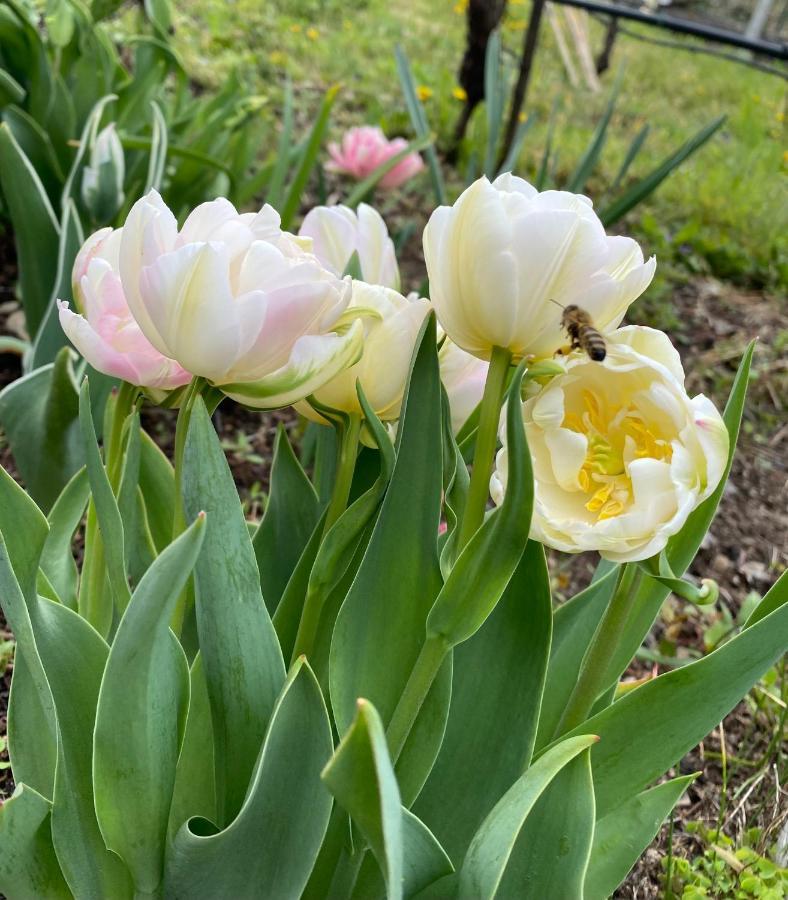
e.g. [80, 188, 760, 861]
[0, 122, 59, 337]
[93, 519, 204, 895]
[458, 735, 598, 899]
[427, 365, 532, 647]
[533, 564, 618, 750]
[584, 774, 696, 900]
[744, 565, 787, 628]
[145, 99, 168, 192]
[182, 397, 285, 825]
[0, 461, 49, 597]
[165, 659, 333, 899]
[253, 423, 320, 614]
[323, 700, 453, 900]
[564, 585, 788, 818]
[30, 199, 84, 369]
[0, 349, 82, 512]
[494, 750, 595, 898]
[1, 104, 63, 203]
[596, 341, 755, 691]
[7, 654, 56, 798]
[330, 314, 451, 805]
[415, 541, 552, 864]
[33, 599, 132, 898]
[169, 653, 216, 838]
[40, 467, 89, 610]
[61, 93, 117, 209]
[0, 784, 70, 900]
[139, 429, 175, 552]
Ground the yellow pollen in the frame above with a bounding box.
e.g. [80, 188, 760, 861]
[563, 394, 673, 522]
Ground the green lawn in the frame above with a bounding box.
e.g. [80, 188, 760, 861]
[139, 0, 786, 293]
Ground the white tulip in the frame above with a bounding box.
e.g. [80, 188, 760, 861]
[117, 191, 363, 408]
[299, 203, 400, 290]
[297, 280, 430, 422]
[423, 174, 656, 362]
[490, 327, 729, 563]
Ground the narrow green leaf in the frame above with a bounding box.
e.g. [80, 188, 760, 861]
[458, 735, 598, 899]
[565, 588, 788, 819]
[427, 365, 532, 647]
[415, 542, 552, 864]
[599, 115, 725, 226]
[585, 775, 696, 900]
[609, 123, 650, 196]
[0, 67, 25, 105]
[61, 93, 117, 210]
[182, 397, 285, 825]
[565, 72, 622, 193]
[253, 424, 320, 615]
[497, 112, 536, 177]
[483, 29, 502, 178]
[0, 784, 70, 900]
[330, 314, 451, 806]
[94, 519, 204, 895]
[165, 659, 333, 900]
[0, 122, 59, 337]
[40, 467, 89, 610]
[395, 44, 446, 204]
[744, 567, 787, 628]
[280, 85, 338, 230]
[1, 104, 63, 203]
[79, 378, 130, 615]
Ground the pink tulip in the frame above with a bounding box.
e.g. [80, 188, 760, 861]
[327, 126, 424, 189]
[58, 227, 191, 391]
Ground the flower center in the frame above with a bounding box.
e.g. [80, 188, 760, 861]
[563, 390, 673, 521]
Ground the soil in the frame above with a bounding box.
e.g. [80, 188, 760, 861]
[0, 221, 785, 895]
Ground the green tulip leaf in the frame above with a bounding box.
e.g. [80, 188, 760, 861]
[7, 654, 57, 799]
[330, 314, 451, 806]
[39, 467, 89, 611]
[1, 104, 63, 204]
[182, 397, 285, 825]
[165, 659, 333, 900]
[415, 541, 552, 864]
[563, 579, 788, 819]
[0, 784, 70, 900]
[0, 349, 82, 513]
[458, 735, 598, 899]
[139, 429, 176, 553]
[93, 518, 204, 895]
[0, 121, 60, 338]
[168, 653, 216, 838]
[744, 564, 787, 628]
[427, 364, 533, 647]
[584, 774, 696, 900]
[253, 423, 321, 615]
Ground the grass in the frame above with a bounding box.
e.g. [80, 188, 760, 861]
[124, 0, 788, 295]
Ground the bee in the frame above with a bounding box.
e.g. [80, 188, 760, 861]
[551, 301, 607, 362]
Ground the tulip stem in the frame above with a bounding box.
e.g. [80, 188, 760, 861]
[291, 413, 361, 663]
[555, 564, 638, 736]
[456, 345, 512, 553]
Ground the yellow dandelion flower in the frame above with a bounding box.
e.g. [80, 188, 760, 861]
[417, 85, 433, 101]
[289, 23, 302, 33]
[269, 50, 286, 67]
[783, 150, 788, 165]
[452, 86, 468, 102]
[518, 112, 528, 123]
[776, 111, 784, 123]
[453, 0, 469, 14]
[306, 26, 319, 40]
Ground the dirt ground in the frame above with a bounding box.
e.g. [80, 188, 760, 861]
[0, 228, 785, 895]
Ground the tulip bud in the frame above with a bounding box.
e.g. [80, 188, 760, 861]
[81, 124, 125, 223]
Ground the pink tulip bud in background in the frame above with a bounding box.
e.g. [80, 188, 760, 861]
[327, 126, 424, 189]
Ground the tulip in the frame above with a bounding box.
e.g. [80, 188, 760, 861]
[58, 227, 190, 390]
[297, 280, 430, 423]
[81, 124, 125, 223]
[438, 337, 489, 435]
[490, 326, 729, 563]
[116, 191, 364, 408]
[299, 203, 400, 289]
[423, 174, 656, 362]
[327, 126, 424, 189]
